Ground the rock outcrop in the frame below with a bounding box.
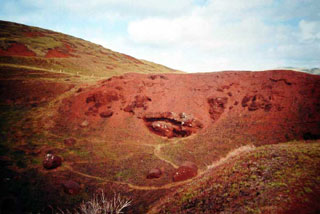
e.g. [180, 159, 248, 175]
[241, 94, 272, 112]
[208, 97, 228, 121]
[124, 95, 151, 114]
[144, 112, 203, 138]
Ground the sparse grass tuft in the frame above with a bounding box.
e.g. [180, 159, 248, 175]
[58, 191, 131, 214]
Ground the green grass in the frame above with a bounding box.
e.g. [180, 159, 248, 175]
[0, 20, 182, 78]
[156, 141, 320, 214]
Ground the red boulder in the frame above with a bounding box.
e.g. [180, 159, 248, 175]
[43, 153, 62, 169]
[173, 161, 198, 182]
[147, 168, 162, 179]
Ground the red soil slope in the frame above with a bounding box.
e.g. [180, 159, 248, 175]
[45, 48, 72, 58]
[55, 70, 320, 144]
[0, 43, 36, 57]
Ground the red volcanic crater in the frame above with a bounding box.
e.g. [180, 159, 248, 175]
[55, 70, 320, 144]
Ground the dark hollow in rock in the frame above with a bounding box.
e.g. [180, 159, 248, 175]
[43, 153, 62, 169]
[85, 106, 99, 116]
[269, 78, 292, 85]
[149, 74, 169, 80]
[208, 97, 228, 121]
[61, 180, 81, 195]
[146, 168, 163, 179]
[144, 112, 203, 138]
[173, 161, 198, 182]
[241, 94, 272, 112]
[124, 95, 151, 114]
[100, 110, 113, 118]
[86, 91, 119, 105]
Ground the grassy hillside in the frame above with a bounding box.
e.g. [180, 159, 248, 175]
[0, 20, 181, 78]
[151, 141, 320, 214]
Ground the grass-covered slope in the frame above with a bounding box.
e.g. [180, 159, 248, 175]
[0, 20, 181, 78]
[151, 141, 320, 214]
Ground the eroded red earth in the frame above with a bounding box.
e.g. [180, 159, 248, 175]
[0, 43, 36, 57]
[45, 48, 72, 58]
[56, 70, 320, 143]
[2, 69, 320, 213]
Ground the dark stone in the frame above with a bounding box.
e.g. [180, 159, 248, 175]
[86, 95, 95, 103]
[264, 104, 272, 112]
[62, 180, 81, 195]
[147, 168, 162, 179]
[43, 154, 62, 169]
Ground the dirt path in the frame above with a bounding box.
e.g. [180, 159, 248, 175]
[146, 144, 256, 213]
[63, 144, 255, 191]
[153, 139, 182, 169]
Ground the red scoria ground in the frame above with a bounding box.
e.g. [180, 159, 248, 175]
[1, 68, 320, 213]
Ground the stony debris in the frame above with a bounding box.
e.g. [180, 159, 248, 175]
[151, 121, 175, 138]
[144, 112, 203, 138]
[43, 153, 62, 169]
